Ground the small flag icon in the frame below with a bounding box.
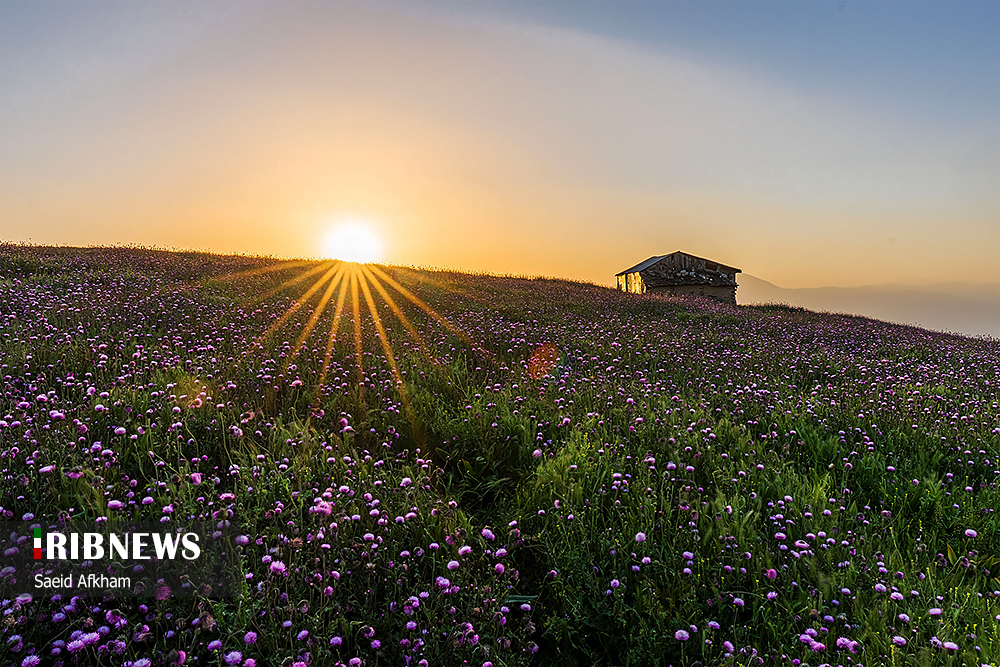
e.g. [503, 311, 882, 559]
[34, 527, 42, 559]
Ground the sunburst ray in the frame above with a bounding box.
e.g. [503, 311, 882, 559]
[208, 259, 315, 284]
[366, 265, 496, 363]
[349, 267, 366, 411]
[285, 264, 347, 367]
[361, 266, 437, 365]
[255, 261, 335, 308]
[357, 267, 423, 446]
[313, 270, 351, 407]
[259, 262, 339, 343]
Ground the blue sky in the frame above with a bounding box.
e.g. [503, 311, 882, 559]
[1, 1, 997, 287]
[476, 1, 999, 125]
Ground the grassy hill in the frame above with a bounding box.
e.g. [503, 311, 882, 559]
[1, 245, 998, 666]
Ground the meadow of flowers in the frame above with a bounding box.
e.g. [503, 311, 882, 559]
[1, 244, 998, 667]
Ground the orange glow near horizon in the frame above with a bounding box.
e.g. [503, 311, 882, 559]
[1, 2, 996, 292]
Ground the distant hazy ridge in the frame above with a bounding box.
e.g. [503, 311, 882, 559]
[738, 274, 1000, 338]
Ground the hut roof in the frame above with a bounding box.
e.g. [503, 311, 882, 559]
[615, 251, 742, 277]
[616, 255, 668, 276]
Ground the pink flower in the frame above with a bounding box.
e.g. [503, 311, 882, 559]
[675, 629, 690, 641]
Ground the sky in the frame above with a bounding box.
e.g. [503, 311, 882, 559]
[1, 0, 997, 288]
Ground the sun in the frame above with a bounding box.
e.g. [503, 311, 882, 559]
[320, 222, 384, 263]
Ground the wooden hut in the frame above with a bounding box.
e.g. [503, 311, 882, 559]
[616, 251, 741, 305]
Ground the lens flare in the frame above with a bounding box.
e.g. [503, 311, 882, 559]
[528, 343, 560, 379]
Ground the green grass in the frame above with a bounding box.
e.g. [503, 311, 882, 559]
[0, 245, 998, 666]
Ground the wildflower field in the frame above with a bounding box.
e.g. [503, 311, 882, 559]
[1, 245, 998, 667]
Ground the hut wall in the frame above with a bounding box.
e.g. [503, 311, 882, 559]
[647, 284, 736, 305]
[622, 272, 645, 294]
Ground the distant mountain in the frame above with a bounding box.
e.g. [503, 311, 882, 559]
[737, 275, 1000, 338]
